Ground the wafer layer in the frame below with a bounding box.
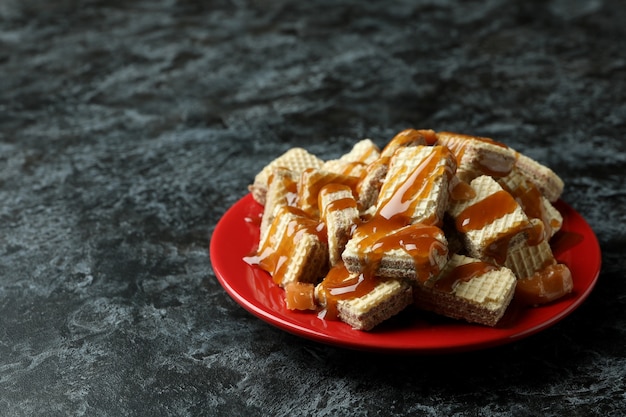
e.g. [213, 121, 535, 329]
[342, 221, 448, 283]
[259, 167, 297, 248]
[318, 184, 360, 266]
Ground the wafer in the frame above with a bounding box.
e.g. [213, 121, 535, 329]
[447, 175, 531, 264]
[259, 167, 298, 249]
[249, 147, 324, 205]
[436, 131, 517, 182]
[315, 263, 413, 331]
[355, 129, 433, 211]
[514, 152, 564, 202]
[376, 145, 456, 226]
[245, 206, 328, 287]
[342, 220, 449, 283]
[498, 166, 562, 241]
[414, 254, 517, 326]
[297, 169, 360, 218]
[318, 184, 360, 266]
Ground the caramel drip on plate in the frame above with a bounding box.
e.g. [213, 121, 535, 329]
[434, 261, 497, 292]
[514, 263, 573, 306]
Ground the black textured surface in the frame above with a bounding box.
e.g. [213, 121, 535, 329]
[1, 1, 625, 416]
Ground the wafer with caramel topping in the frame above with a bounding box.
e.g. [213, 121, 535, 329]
[447, 175, 531, 264]
[342, 220, 449, 283]
[376, 145, 456, 226]
[315, 263, 413, 331]
[245, 206, 328, 287]
[498, 166, 563, 241]
[436, 131, 517, 182]
[414, 254, 517, 326]
[249, 147, 324, 205]
[318, 184, 360, 266]
[355, 129, 433, 211]
[514, 152, 564, 202]
[297, 169, 360, 218]
[259, 167, 298, 249]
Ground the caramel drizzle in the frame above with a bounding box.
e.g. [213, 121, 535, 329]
[377, 146, 454, 225]
[318, 183, 358, 221]
[267, 168, 298, 206]
[437, 132, 512, 177]
[337, 161, 368, 177]
[380, 129, 428, 158]
[434, 261, 497, 292]
[357, 146, 380, 165]
[244, 206, 326, 285]
[455, 190, 529, 264]
[316, 263, 381, 321]
[455, 191, 518, 232]
[500, 179, 552, 243]
[297, 169, 360, 217]
[351, 218, 448, 283]
[515, 263, 572, 305]
[449, 177, 476, 201]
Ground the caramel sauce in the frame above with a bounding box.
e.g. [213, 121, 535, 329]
[297, 169, 360, 217]
[317, 263, 381, 320]
[318, 183, 358, 221]
[526, 220, 545, 246]
[455, 190, 530, 264]
[455, 190, 518, 233]
[377, 146, 454, 225]
[284, 282, 316, 310]
[323, 197, 358, 219]
[338, 161, 368, 177]
[351, 217, 447, 283]
[449, 178, 476, 201]
[245, 206, 326, 285]
[514, 263, 573, 306]
[357, 145, 380, 164]
[267, 168, 298, 206]
[381, 129, 432, 157]
[500, 180, 552, 242]
[434, 261, 497, 292]
[437, 132, 511, 177]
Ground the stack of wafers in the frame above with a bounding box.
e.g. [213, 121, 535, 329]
[245, 129, 572, 330]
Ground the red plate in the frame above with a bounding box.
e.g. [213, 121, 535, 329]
[210, 194, 601, 353]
